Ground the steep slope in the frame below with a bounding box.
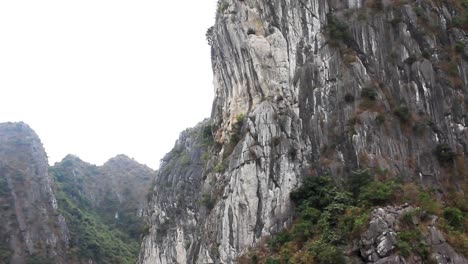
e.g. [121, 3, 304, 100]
[0, 122, 69, 264]
[140, 0, 467, 263]
[51, 154, 155, 263]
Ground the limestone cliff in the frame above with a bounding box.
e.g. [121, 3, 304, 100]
[0, 122, 69, 264]
[139, 0, 467, 263]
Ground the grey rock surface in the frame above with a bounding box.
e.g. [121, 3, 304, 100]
[139, 0, 468, 263]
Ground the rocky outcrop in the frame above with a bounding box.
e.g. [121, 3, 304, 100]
[140, 0, 468, 263]
[359, 205, 466, 264]
[0, 122, 69, 264]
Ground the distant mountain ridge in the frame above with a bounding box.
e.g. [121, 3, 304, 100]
[51, 153, 155, 263]
[0, 122, 155, 264]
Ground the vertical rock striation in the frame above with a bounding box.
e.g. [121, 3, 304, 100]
[140, 0, 467, 263]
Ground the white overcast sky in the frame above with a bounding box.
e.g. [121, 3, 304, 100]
[0, 0, 217, 169]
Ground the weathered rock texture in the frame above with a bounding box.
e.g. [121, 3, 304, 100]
[140, 0, 468, 263]
[0, 122, 70, 264]
[359, 205, 466, 264]
[139, 121, 213, 264]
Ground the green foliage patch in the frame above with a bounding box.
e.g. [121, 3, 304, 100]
[452, 0, 468, 30]
[259, 169, 410, 263]
[26, 255, 55, 264]
[396, 229, 430, 260]
[308, 239, 346, 264]
[393, 105, 411, 123]
[443, 207, 464, 230]
[434, 144, 456, 164]
[0, 177, 9, 196]
[359, 181, 398, 205]
[201, 193, 216, 210]
[0, 244, 12, 263]
[326, 14, 352, 45]
[51, 170, 141, 263]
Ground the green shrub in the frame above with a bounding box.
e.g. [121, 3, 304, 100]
[292, 220, 315, 242]
[290, 176, 336, 210]
[344, 93, 355, 103]
[396, 240, 411, 257]
[448, 62, 459, 77]
[214, 162, 226, 173]
[434, 144, 456, 164]
[418, 191, 441, 215]
[361, 87, 378, 101]
[326, 14, 352, 45]
[0, 245, 12, 263]
[280, 248, 292, 263]
[309, 240, 346, 264]
[26, 255, 55, 264]
[359, 181, 396, 205]
[393, 105, 410, 123]
[267, 231, 291, 252]
[179, 153, 191, 167]
[236, 113, 245, 124]
[396, 229, 429, 260]
[455, 42, 465, 53]
[452, 11, 468, 30]
[404, 56, 417, 65]
[414, 6, 425, 17]
[298, 206, 321, 222]
[369, 0, 384, 11]
[341, 207, 369, 236]
[348, 169, 373, 198]
[250, 254, 259, 264]
[413, 122, 427, 136]
[376, 114, 386, 125]
[455, 196, 468, 212]
[264, 257, 280, 264]
[0, 177, 9, 196]
[201, 152, 210, 163]
[200, 124, 214, 146]
[201, 193, 216, 210]
[422, 50, 431, 59]
[402, 211, 415, 226]
[390, 17, 402, 27]
[217, 0, 229, 14]
[443, 207, 464, 230]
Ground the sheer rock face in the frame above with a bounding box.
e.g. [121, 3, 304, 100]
[140, 0, 467, 263]
[139, 121, 211, 264]
[0, 122, 69, 264]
